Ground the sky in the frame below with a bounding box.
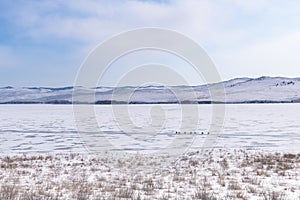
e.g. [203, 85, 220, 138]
[1, 0, 300, 87]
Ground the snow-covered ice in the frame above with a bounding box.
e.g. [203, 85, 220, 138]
[1, 104, 300, 153]
[1, 103, 300, 199]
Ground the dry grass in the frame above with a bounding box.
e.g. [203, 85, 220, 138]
[0, 149, 299, 199]
[0, 184, 18, 200]
[227, 180, 242, 190]
[261, 189, 286, 200]
[194, 187, 217, 200]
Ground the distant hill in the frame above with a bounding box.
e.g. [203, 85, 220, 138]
[1, 76, 300, 104]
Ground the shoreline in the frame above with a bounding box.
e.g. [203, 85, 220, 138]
[1, 101, 300, 105]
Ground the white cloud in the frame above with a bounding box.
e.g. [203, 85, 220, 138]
[214, 30, 300, 79]
[9, 0, 221, 44]
[3, 0, 300, 85]
[228, 0, 271, 12]
[0, 46, 21, 69]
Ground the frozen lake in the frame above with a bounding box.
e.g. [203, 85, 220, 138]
[0, 104, 300, 153]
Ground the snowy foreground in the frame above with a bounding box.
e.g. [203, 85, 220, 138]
[1, 148, 300, 199]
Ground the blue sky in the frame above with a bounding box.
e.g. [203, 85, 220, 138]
[1, 0, 300, 86]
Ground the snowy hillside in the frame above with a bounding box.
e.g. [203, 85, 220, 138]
[1, 76, 300, 104]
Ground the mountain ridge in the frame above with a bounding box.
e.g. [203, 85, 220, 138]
[1, 76, 300, 104]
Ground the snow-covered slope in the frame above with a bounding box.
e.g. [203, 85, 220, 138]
[1, 76, 300, 104]
[224, 76, 300, 102]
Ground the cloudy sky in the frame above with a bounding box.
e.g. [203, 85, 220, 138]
[1, 0, 300, 86]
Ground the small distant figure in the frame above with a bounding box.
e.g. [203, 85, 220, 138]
[175, 131, 210, 135]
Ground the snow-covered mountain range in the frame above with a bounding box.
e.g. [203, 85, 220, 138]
[1, 76, 300, 104]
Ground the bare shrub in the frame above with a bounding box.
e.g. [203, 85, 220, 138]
[227, 180, 241, 190]
[0, 184, 18, 200]
[261, 190, 286, 200]
[159, 193, 170, 200]
[220, 158, 229, 169]
[283, 153, 296, 159]
[236, 191, 248, 200]
[246, 185, 258, 194]
[201, 176, 212, 189]
[103, 184, 116, 193]
[189, 159, 199, 166]
[173, 174, 185, 182]
[250, 176, 262, 186]
[194, 187, 217, 200]
[142, 178, 155, 195]
[217, 173, 226, 187]
[114, 188, 134, 198]
[23, 190, 59, 200]
[76, 187, 90, 200]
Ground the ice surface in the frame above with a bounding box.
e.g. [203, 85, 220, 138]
[0, 104, 300, 153]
